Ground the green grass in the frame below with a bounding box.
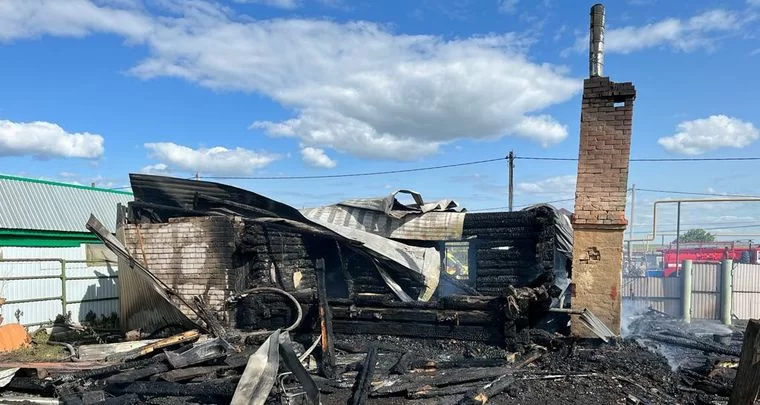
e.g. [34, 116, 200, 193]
[0, 329, 68, 362]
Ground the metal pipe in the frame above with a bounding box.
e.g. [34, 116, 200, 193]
[676, 202, 681, 276]
[508, 151, 514, 212]
[589, 4, 605, 77]
[628, 185, 635, 268]
[628, 197, 760, 243]
[60, 260, 67, 317]
[682, 259, 692, 324]
[721, 259, 733, 325]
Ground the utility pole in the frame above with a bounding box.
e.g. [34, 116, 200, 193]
[195, 171, 200, 180]
[628, 185, 635, 266]
[508, 151, 514, 211]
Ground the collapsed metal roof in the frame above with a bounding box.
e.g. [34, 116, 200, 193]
[301, 190, 466, 241]
[126, 174, 442, 301]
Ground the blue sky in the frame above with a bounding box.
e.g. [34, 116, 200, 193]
[1, 0, 759, 241]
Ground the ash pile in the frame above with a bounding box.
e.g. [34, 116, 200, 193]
[624, 308, 749, 404]
[0, 174, 751, 405]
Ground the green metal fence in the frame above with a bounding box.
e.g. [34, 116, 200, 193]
[0, 258, 119, 327]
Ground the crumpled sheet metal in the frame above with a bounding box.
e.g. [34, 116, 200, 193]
[306, 215, 441, 301]
[339, 189, 462, 219]
[300, 205, 466, 241]
[86, 214, 198, 332]
[231, 330, 319, 405]
[127, 175, 442, 302]
[0, 367, 19, 388]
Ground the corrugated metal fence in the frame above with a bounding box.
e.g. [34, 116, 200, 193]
[0, 247, 118, 327]
[623, 262, 760, 320]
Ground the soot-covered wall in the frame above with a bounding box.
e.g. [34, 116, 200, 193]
[462, 207, 563, 296]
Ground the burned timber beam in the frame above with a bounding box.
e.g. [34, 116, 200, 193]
[316, 258, 337, 379]
[349, 345, 378, 405]
[333, 320, 501, 344]
[331, 307, 497, 326]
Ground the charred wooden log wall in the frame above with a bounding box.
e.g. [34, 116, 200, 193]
[463, 206, 559, 296]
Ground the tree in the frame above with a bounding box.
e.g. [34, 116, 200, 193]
[674, 228, 715, 243]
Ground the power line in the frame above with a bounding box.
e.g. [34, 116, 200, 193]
[197, 155, 759, 180]
[631, 157, 760, 162]
[518, 156, 760, 162]
[469, 198, 575, 212]
[630, 223, 760, 234]
[108, 154, 760, 187]
[198, 157, 507, 180]
[635, 188, 760, 199]
[517, 157, 577, 161]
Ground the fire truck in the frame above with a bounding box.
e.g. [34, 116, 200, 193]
[658, 241, 760, 277]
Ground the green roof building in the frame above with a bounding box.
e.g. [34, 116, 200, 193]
[0, 174, 133, 247]
[0, 175, 133, 326]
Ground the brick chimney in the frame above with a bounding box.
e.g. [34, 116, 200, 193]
[571, 4, 636, 337]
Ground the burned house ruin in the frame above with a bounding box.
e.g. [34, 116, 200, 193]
[108, 174, 574, 350]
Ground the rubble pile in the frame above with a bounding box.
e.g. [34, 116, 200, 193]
[0, 175, 753, 404]
[0, 319, 748, 405]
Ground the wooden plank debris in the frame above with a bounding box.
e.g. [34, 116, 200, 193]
[77, 340, 160, 361]
[106, 330, 200, 362]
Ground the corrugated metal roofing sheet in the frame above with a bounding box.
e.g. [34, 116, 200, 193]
[300, 205, 465, 241]
[0, 175, 132, 233]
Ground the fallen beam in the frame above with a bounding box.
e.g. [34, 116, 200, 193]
[372, 367, 513, 396]
[349, 345, 378, 405]
[645, 333, 740, 357]
[456, 375, 515, 405]
[106, 330, 200, 362]
[106, 364, 170, 384]
[408, 382, 484, 399]
[156, 366, 229, 382]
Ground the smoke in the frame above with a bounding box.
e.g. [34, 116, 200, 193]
[621, 299, 650, 337]
[621, 298, 734, 371]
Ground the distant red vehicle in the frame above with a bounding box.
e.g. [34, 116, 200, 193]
[659, 242, 760, 277]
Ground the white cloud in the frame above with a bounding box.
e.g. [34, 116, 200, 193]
[232, 0, 300, 9]
[499, 0, 519, 14]
[50, 171, 120, 188]
[749, 0, 760, 6]
[516, 175, 576, 196]
[0, 0, 580, 160]
[300, 147, 337, 168]
[569, 9, 747, 54]
[144, 142, 280, 176]
[0, 119, 104, 159]
[140, 163, 172, 175]
[0, 0, 153, 42]
[658, 115, 760, 155]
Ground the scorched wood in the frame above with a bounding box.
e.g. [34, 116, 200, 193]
[332, 320, 502, 343]
[316, 258, 337, 379]
[349, 345, 378, 405]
